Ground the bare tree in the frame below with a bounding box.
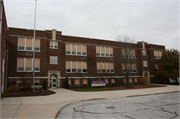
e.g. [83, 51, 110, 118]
[116, 35, 137, 87]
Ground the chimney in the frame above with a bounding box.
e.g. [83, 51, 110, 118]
[52, 29, 56, 40]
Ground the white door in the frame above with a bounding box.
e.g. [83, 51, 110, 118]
[51, 77, 57, 88]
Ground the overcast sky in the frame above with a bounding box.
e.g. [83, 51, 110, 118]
[3, 0, 179, 50]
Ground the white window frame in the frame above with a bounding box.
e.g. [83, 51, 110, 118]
[66, 43, 87, 56]
[96, 46, 113, 58]
[50, 56, 58, 65]
[18, 37, 40, 52]
[50, 41, 58, 49]
[97, 62, 114, 73]
[66, 61, 87, 73]
[17, 58, 40, 72]
[143, 61, 148, 67]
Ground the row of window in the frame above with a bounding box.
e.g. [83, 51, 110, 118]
[122, 63, 137, 73]
[17, 58, 40, 72]
[50, 41, 58, 49]
[18, 38, 40, 51]
[154, 50, 162, 59]
[97, 62, 114, 73]
[96, 46, 113, 57]
[17, 79, 40, 85]
[121, 49, 136, 59]
[66, 61, 87, 73]
[66, 44, 87, 56]
[18, 38, 163, 60]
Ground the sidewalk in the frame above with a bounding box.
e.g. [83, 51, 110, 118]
[1, 85, 179, 119]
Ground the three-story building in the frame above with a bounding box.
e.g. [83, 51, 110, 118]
[7, 27, 165, 88]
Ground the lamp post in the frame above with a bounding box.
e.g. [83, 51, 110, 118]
[32, 0, 37, 92]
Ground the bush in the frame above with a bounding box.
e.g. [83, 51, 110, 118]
[43, 80, 47, 90]
[65, 76, 70, 89]
[7, 85, 22, 93]
[139, 77, 148, 85]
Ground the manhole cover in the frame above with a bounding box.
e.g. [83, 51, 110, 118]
[106, 107, 116, 109]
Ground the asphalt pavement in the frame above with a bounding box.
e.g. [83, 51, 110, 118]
[57, 92, 180, 119]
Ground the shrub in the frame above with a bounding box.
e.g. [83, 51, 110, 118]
[139, 77, 148, 85]
[43, 80, 47, 90]
[65, 76, 70, 89]
[7, 85, 22, 93]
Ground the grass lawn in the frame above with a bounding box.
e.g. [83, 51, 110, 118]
[72, 84, 166, 92]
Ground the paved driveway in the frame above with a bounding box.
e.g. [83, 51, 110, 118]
[57, 92, 180, 119]
[0, 85, 179, 119]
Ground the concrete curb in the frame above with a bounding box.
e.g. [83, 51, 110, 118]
[54, 98, 106, 119]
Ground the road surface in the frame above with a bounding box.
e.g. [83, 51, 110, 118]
[56, 92, 180, 119]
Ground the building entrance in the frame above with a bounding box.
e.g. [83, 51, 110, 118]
[50, 74, 57, 88]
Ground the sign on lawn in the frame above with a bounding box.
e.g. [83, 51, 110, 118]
[31, 85, 42, 88]
[91, 80, 105, 87]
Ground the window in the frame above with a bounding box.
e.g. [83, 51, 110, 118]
[110, 48, 113, 57]
[26, 38, 32, 50]
[96, 46, 113, 57]
[121, 49, 136, 59]
[18, 38, 40, 51]
[35, 39, 40, 51]
[134, 78, 138, 84]
[34, 59, 40, 71]
[35, 79, 40, 85]
[17, 79, 22, 85]
[102, 62, 105, 72]
[77, 44, 81, 55]
[97, 62, 101, 72]
[110, 63, 114, 72]
[83, 79, 88, 87]
[129, 78, 132, 84]
[66, 61, 87, 73]
[72, 61, 76, 72]
[18, 38, 25, 50]
[96, 46, 100, 56]
[17, 58, 40, 72]
[75, 79, 80, 87]
[77, 61, 81, 72]
[123, 79, 126, 84]
[105, 47, 109, 57]
[82, 45, 87, 55]
[106, 62, 110, 72]
[97, 62, 114, 73]
[155, 64, 159, 71]
[105, 79, 108, 85]
[50, 41, 58, 49]
[26, 58, 32, 71]
[143, 61, 148, 67]
[121, 49, 125, 58]
[154, 50, 162, 59]
[101, 47, 105, 56]
[66, 61, 71, 72]
[72, 44, 76, 55]
[66, 43, 87, 56]
[83, 62, 87, 72]
[68, 79, 71, 86]
[122, 63, 137, 73]
[50, 56, 58, 64]
[17, 58, 24, 71]
[142, 50, 146, 56]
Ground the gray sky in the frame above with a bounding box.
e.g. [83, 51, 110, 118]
[4, 0, 179, 50]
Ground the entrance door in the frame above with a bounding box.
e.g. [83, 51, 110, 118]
[51, 77, 57, 88]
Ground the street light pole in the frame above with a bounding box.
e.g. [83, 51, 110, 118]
[33, 0, 37, 92]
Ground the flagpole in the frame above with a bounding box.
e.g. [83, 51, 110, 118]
[33, 0, 37, 92]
